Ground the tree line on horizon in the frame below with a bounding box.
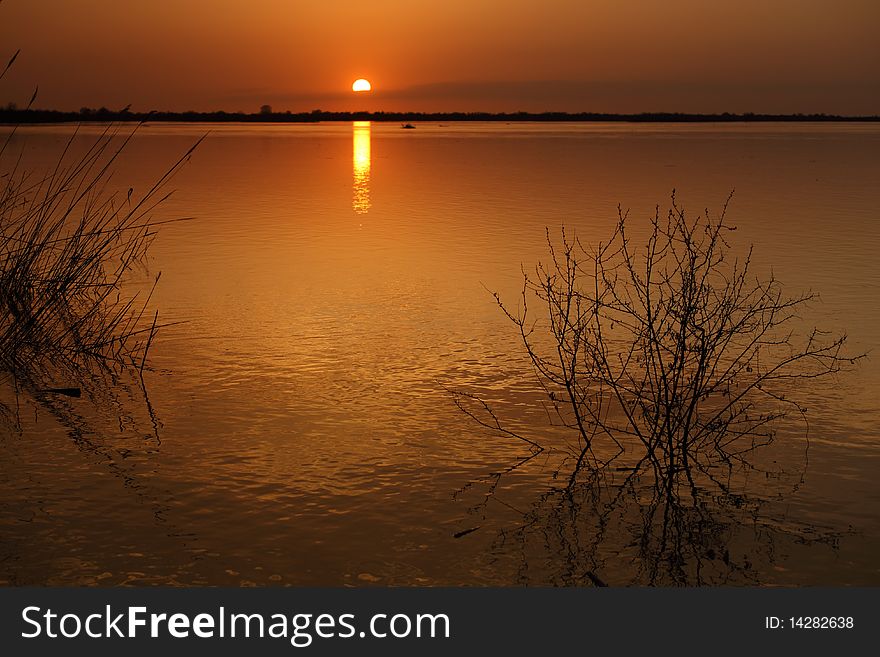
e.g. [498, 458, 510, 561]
[1, 105, 878, 124]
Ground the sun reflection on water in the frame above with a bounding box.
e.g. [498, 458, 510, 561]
[352, 121, 371, 214]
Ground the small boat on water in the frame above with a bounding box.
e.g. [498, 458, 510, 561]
[401, 123, 415, 129]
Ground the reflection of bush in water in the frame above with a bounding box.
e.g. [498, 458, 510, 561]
[491, 467, 845, 586]
[455, 194, 861, 585]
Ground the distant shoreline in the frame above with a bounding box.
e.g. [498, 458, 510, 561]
[1, 108, 879, 125]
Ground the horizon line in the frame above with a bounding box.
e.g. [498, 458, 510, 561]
[2, 107, 879, 124]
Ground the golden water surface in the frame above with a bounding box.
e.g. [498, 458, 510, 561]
[1, 122, 879, 586]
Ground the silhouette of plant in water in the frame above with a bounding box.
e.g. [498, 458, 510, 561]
[0, 38, 198, 586]
[0, 127, 198, 413]
[0, 55, 200, 431]
[0, 40, 202, 435]
[453, 193, 862, 584]
[488, 462, 848, 586]
[466, 193, 860, 481]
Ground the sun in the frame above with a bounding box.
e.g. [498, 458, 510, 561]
[352, 78, 372, 93]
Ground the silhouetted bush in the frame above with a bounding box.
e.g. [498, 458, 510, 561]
[457, 194, 862, 491]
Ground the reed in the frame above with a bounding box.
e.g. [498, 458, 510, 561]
[0, 122, 199, 408]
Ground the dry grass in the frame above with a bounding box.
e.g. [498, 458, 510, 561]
[0, 121, 199, 415]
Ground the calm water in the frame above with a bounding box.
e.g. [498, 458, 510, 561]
[2, 122, 879, 586]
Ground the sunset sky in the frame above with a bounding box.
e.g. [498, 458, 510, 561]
[1, 0, 878, 114]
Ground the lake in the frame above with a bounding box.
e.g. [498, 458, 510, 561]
[1, 121, 879, 586]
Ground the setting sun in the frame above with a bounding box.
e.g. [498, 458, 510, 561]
[352, 78, 372, 93]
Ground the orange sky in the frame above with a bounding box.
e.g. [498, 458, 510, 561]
[1, 0, 878, 114]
